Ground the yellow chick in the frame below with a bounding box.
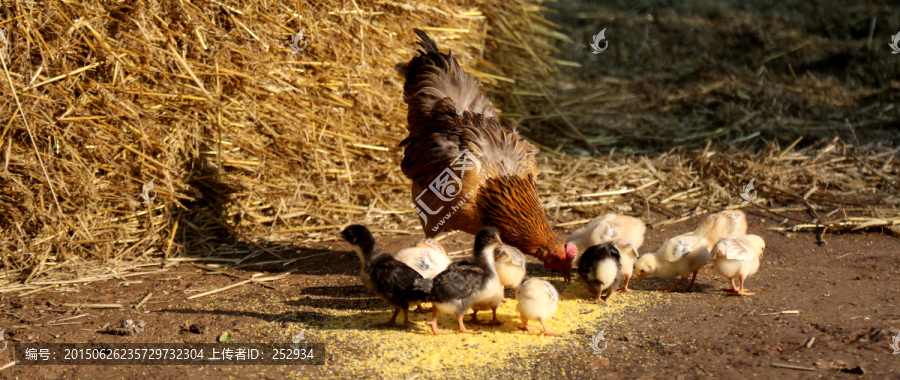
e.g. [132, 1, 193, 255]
[611, 239, 640, 292]
[515, 279, 561, 336]
[634, 235, 711, 292]
[494, 244, 527, 301]
[692, 210, 748, 248]
[711, 235, 765, 296]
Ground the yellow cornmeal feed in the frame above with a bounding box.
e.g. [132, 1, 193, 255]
[259, 275, 669, 379]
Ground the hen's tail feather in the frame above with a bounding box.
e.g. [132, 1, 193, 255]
[397, 28, 497, 135]
[414, 28, 439, 53]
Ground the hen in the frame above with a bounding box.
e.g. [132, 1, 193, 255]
[396, 29, 577, 278]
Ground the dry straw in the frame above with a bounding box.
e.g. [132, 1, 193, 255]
[0, 0, 566, 282]
[0, 0, 897, 289]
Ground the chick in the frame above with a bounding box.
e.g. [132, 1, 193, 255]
[692, 210, 748, 248]
[515, 279, 561, 336]
[566, 214, 645, 292]
[493, 244, 527, 301]
[393, 238, 451, 280]
[427, 227, 502, 335]
[577, 243, 622, 304]
[711, 235, 765, 296]
[611, 239, 640, 292]
[340, 225, 432, 327]
[634, 235, 711, 292]
[393, 238, 451, 313]
[566, 214, 646, 257]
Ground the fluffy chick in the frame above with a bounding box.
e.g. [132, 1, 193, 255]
[577, 243, 622, 304]
[611, 239, 640, 292]
[393, 238, 451, 280]
[692, 210, 748, 248]
[427, 227, 502, 334]
[494, 244, 527, 301]
[516, 279, 561, 336]
[634, 235, 711, 292]
[712, 235, 765, 296]
[394, 238, 452, 313]
[340, 225, 431, 327]
[566, 214, 646, 257]
[566, 214, 645, 292]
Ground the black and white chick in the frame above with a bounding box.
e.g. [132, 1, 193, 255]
[427, 226, 502, 335]
[577, 243, 622, 304]
[340, 225, 432, 328]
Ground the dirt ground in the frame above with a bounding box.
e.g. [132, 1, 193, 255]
[1, 209, 899, 379]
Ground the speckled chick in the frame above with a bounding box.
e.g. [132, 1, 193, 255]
[566, 214, 646, 258]
[515, 279, 561, 336]
[635, 235, 711, 292]
[427, 227, 502, 335]
[712, 234, 765, 296]
[577, 243, 622, 304]
[340, 225, 432, 327]
[692, 210, 748, 248]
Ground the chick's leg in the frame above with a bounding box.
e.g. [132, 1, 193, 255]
[488, 306, 503, 326]
[721, 277, 738, 293]
[519, 318, 537, 332]
[429, 308, 447, 335]
[374, 308, 400, 327]
[660, 278, 686, 292]
[539, 318, 561, 336]
[401, 308, 411, 328]
[618, 274, 632, 292]
[677, 271, 699, 292]
[416, 303, 433, 313]
[600, 288, 614, 303]
[456, 314, 480, 334]
[731, 274, 755, 296]
[466, 310, 480, 324]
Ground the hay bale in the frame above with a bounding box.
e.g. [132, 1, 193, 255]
[0, 0, 563, 274]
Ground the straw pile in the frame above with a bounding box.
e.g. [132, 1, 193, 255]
[0, 0, 568, 278]
[1, 0, 898, 285]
